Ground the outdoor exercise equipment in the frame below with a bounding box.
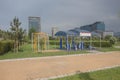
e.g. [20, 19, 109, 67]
[32, 32, 49, 52]
[79, 42, 84, 50]
[60, 38, 62, 49]
[55, 30, 97, 51]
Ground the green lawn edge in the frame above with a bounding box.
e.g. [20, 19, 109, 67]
[0, 43, 120, 60]
[51, 67, 120, 80]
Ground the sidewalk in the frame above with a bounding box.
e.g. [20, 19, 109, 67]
[0, 51, 120, 80]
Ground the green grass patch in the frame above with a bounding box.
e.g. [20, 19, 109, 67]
[0, 43, 120, 60]
[52, 67, 120, 80]
[0, 44, 88, 60]
[115, 42, 120, 46]
[97, 47, 120, 52]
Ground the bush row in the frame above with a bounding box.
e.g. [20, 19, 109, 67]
[49, 41, 66, 45]
[0, 40, 14, 55]
[49, 41, 112, 47]
[84, 42, 112, 48]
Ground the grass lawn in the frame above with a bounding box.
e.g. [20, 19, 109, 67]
[51, 67, 120, 80]
[97, 47, 120, 52]
[98, 41, 120, 52]
[0, 44, 88, 60]
[0, 43, 120, 60]
[115, 42, 120, 46]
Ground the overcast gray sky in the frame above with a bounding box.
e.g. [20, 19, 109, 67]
[0, 0, 120, 34]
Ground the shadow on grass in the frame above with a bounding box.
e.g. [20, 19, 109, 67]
[76, 71, 94, 80]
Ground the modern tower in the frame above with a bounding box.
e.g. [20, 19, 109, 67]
[80, 22, 105, 32]
[28, 16, 41, 32]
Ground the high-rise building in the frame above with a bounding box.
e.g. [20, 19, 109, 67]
[28, 16, 41, 32]
[80, 22, 105, 32]
[52, 27, 58, 38]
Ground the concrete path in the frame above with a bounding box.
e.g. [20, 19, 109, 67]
[114, 46, 120, 48]
[0, 51, 120, 80]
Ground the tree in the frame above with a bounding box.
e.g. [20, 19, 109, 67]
[28, 27, 36, 40]
[104, 35, 112, 40]
[109, 37, 117, 45]
[10, 17, 21, 53]
[0, 29, 3, 40]
[18, 28, 26, 45]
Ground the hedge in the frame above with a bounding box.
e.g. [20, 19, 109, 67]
[49, 41, 112, 48]
[84, 41, 112, 48]
[49, 41, 66, 45]
[0, 40, 14, 55]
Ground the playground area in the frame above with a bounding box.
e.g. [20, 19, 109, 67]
[0, 51, 120, 80]
[32, 31, 101, 53]
[0, 32, 120, 80]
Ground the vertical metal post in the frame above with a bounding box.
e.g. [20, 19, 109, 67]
[55, 37, 56, 49]
[80, 36, 81, 43]
[47, 34, 49, 49]
[32, 33, 33, 51]
[91, 36, 92, 48]
[38, 34, 40, 52]
[100, 35, 101, 48]
[90, 36, 92, 50]
[67, 35, 68, 51]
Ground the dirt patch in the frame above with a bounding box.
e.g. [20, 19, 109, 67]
[0, 51, 120, 80]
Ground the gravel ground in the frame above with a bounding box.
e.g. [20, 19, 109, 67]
[0, 51, 120, 80]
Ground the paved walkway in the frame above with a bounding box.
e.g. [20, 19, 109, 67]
[0, 51, 120, 80]
[114, 46, 120, 48]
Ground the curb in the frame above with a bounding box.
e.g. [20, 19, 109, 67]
[36, 65, 120, 80]
[0, 51, 105, 62]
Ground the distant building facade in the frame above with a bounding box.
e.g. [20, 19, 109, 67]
[52, 27, 58, 38]
[80, 22, 105, 32]
[114, 32, 120, 38]
[102, 31, 114, 38]
[28, 16, 41, 32]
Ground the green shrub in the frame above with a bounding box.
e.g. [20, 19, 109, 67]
[84, 41, 112, 48]
[0, 40, 14, 55]
[109, 37, 117, 45]
[49, 40, 66, 45]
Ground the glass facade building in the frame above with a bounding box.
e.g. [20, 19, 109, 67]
[28, 17, 41, 32]
[80, 22, 105, 32]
